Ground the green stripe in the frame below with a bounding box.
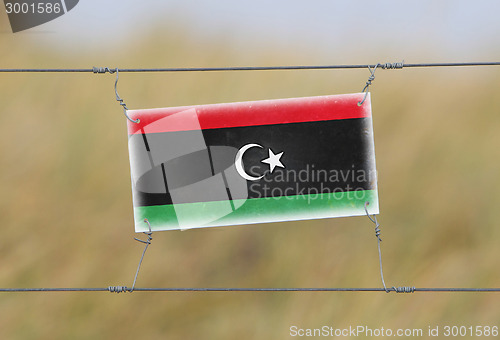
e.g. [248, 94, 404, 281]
[133, 190, 378, 232]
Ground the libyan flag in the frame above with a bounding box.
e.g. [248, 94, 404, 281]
[127, 93, 378, 232]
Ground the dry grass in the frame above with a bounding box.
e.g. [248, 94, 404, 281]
[1, 19, 500, 339]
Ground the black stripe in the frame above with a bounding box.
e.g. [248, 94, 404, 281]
[130, 118, 376, 207]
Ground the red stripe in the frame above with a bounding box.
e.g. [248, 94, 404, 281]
[127, 93, 371, 135]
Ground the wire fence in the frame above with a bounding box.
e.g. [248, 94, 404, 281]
[1, 60, 500, 294]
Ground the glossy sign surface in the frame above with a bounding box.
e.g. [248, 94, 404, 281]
[127, 93, 378, 232]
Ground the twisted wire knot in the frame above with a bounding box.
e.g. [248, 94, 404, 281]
[374, 221, 382, 242]
[363, 73, 375, 91]
[92, 67, 116, 74]
[392, 286, 415, 293]
[108, 286, 129, 293]
[380, 61, 404, 70]
[358, 61, 404, 105]
[358, 64, 378, 106]
[364, 202, 382, 242]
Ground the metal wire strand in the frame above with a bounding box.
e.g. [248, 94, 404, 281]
[364, 202, 416, 294]
[130, 218, 154, 292]
[357, 64, 379, 106]
[1, 287, 500, 293]
[113, 68, 140, 124]
[364, 201, 389, 292]
[91, 67, 139, 123]
[106, 219, 154, 294]
[2, 61, 500, 73]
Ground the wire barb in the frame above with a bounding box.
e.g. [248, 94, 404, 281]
[108, 286, 129, 293]
[92, 67, 115, 74]
[379, 61, 405, 70]
[391, 286, 415, 293]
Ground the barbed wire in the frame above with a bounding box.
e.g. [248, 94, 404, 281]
[0, 287, 499, 293]
[0, 61, 499, 73]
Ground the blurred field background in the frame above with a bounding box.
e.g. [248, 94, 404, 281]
[1, 2, 500, 339]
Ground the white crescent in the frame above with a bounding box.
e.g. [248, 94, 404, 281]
[235, 143, 264, 181]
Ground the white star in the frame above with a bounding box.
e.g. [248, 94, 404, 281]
[261, 148, 285, 173]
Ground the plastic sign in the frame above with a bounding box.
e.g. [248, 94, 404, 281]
[127, 93, 378, 232]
